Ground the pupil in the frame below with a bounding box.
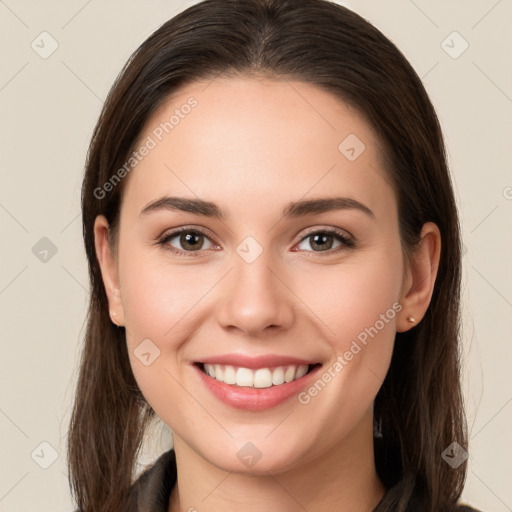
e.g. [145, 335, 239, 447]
[182, 232, 202, 250]
[312, 234, 332, 251]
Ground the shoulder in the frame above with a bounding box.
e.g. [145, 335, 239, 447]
[126, 448, 177, 512]
[374, 480, 485, 512]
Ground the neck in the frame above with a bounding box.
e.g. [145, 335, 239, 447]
[168, 411, 385, 512]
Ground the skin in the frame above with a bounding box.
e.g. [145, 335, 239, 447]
[94, 77, 441, 512]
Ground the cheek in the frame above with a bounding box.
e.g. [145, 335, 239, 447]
[292, 249, 402, 402]
[120, 252, 210, 342]
[294, 249, 403, 343]
[119, 265, 197, 423]
[118, 254, 209, 393]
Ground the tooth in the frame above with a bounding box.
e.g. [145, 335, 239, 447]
[204, 363, 215, 377]
[254, 368, 273, 388]
[214, 364, 224, 381]
[223, 365, 237, 384]
[203, 362, 311, 387]
[284, 366, 296, 383]
[295, 364, 308, 379]
[272, 366, 285, 385]
[236, 367, 254, 387]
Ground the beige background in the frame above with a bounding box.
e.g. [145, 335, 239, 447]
[1, 0, 511, 510]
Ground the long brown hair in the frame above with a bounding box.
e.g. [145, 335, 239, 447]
[67, 1, 467, 510]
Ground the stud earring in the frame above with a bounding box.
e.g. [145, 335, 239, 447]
[407, 316, 416, 323]
[110, 311, 118, 326]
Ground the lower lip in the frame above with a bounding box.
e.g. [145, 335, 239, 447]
[194, 363, 322, 411]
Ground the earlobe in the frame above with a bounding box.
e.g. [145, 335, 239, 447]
[94, 215, 125, 327]
[397, 222, 441, 333]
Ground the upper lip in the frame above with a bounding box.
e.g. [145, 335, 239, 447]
[196, 354, 320, 369]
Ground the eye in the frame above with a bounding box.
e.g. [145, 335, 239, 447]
[158, 228, 216, 255]
[295, 229, 354, 253]
[157, 226, 355, 257]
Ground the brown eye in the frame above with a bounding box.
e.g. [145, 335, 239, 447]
[308, 233, 334, 251]
[296, 230, 354, 253]
[161, 229, 215, 254]
[178, 232, 205, 251]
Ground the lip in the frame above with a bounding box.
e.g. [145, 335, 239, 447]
[193, 361, 322, 411]
[198, 353, 319, 369]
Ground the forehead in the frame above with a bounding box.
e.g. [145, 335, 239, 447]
[121, 76, 394, 221]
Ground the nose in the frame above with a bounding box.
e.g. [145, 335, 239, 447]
[215, 249, 295, 337]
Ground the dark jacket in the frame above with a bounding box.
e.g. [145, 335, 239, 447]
[126, 449, 482, 512]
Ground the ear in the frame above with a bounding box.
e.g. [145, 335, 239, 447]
[396, 222, 441, 332]
[94, 215, 125, 327]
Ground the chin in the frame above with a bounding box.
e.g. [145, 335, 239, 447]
[199, 435, 310, 475]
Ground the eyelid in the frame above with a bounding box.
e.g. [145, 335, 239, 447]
[297, 225, 354, 242]
[158, 225, 217, 243]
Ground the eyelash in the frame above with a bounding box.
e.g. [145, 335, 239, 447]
[157, 226, 356, 258]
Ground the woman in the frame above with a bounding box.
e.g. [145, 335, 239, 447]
[67, 0, 482, 510]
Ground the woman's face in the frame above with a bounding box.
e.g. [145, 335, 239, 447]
[97, 77, 413, 473]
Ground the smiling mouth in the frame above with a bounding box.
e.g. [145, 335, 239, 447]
[195, 362, 321, 389]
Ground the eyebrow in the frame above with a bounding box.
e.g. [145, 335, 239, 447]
[139, 196, 375, 220]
